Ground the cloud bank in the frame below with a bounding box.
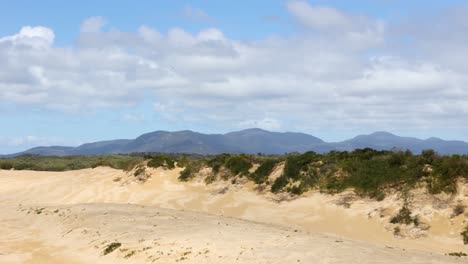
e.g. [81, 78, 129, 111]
[1, 1, 468, 134]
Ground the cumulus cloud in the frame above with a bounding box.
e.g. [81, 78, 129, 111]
[286, 0, 385, 48]
[0, 2, 467, 135]
[0, 26, 54, 48]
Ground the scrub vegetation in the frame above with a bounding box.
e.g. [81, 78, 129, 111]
[178, 148, 468, 199]
[2, 149, 467, 199]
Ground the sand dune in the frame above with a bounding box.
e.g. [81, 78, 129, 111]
[0, 167, 466, 263]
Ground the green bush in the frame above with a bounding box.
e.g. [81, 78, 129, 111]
[447, 252, 467, 257]
[390, 205, 414, 225]
[344, 159, 402, 198]
[420, 149, 438, 165]
[206, 154, 231, 173]
[103, 242, 121, 255]
[178, 162, 201, 181]
[147, 155, 175, 169]
[271, 175, 288, 193]
[249, 159, 279, 184]
[224, 155, 252, 176]
[283, 152, 319, 181]
[0, 162, 13, 170]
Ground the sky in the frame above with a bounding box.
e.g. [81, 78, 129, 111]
[1, 0, 468, 154]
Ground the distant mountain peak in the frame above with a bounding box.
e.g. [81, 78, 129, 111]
[369, 131, 397, 137]
[231, 128, 269, 133]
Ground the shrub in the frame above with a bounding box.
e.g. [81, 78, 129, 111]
[420, 149, 438, 165]
[461, 225, 468, 245]
[249, 159, 278, 184]
[224, 155, 252, 176]
[271, 175, 288, 193]
[344, 159, 402, 198]
[290, 185, 304, 195]
[283, 152, 319, 181]
[103, 242, 121, 255]
[448, 252, 467, 257]
[134, 166, 146, 177]
[178, 162, 201, 182]
[452, 204, 465, 217]
[207, 154, 231, 173]
[147, 155, 175, 169]
[390, 205, 414, 225]
[0, 162, 13, 170]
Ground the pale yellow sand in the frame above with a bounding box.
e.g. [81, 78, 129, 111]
[0, 167, 466, 263]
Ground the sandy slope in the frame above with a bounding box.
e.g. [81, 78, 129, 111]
[0, 167, 466, 263]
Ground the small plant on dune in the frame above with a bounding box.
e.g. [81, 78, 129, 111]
[390, 189, 419, 226]
[448, 252, 467, 257]
[452, 204, 465, 217]
[103, 242, 122, 255]
[461, 225, 468, 245]
[390, 205, 414, 225]
[124, 250, 136, 258]
[134, 166, 146, 177]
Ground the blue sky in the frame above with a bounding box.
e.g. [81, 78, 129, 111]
[1, 0, 468, 153]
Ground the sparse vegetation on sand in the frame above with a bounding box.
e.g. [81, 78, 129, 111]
[0, 154, 143, 171]
[447, 252, 468, 257]
[461, 225, 468, 245]
[0, 153, 191, 172]
[2, 149, 467, 200]
[146, 154, 176, 169]
[177, 149, 468, 199]
[103, 242, 122, 255]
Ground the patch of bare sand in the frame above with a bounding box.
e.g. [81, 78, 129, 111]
[0, 167, 466, 263]
[2, 203, 465, 264]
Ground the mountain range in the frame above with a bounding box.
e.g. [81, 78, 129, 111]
[3, 128, 468, 157]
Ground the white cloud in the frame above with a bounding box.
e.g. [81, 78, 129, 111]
[238, 118, 282, 131]
[0, 26, 54, 48]
[80, 16, 106, 33]
[182, 5, 214, 22]
[286, 0, 385, 48]
[287, 1, 349, 29]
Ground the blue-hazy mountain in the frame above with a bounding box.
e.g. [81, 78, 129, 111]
[5, 129, 468, 156]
